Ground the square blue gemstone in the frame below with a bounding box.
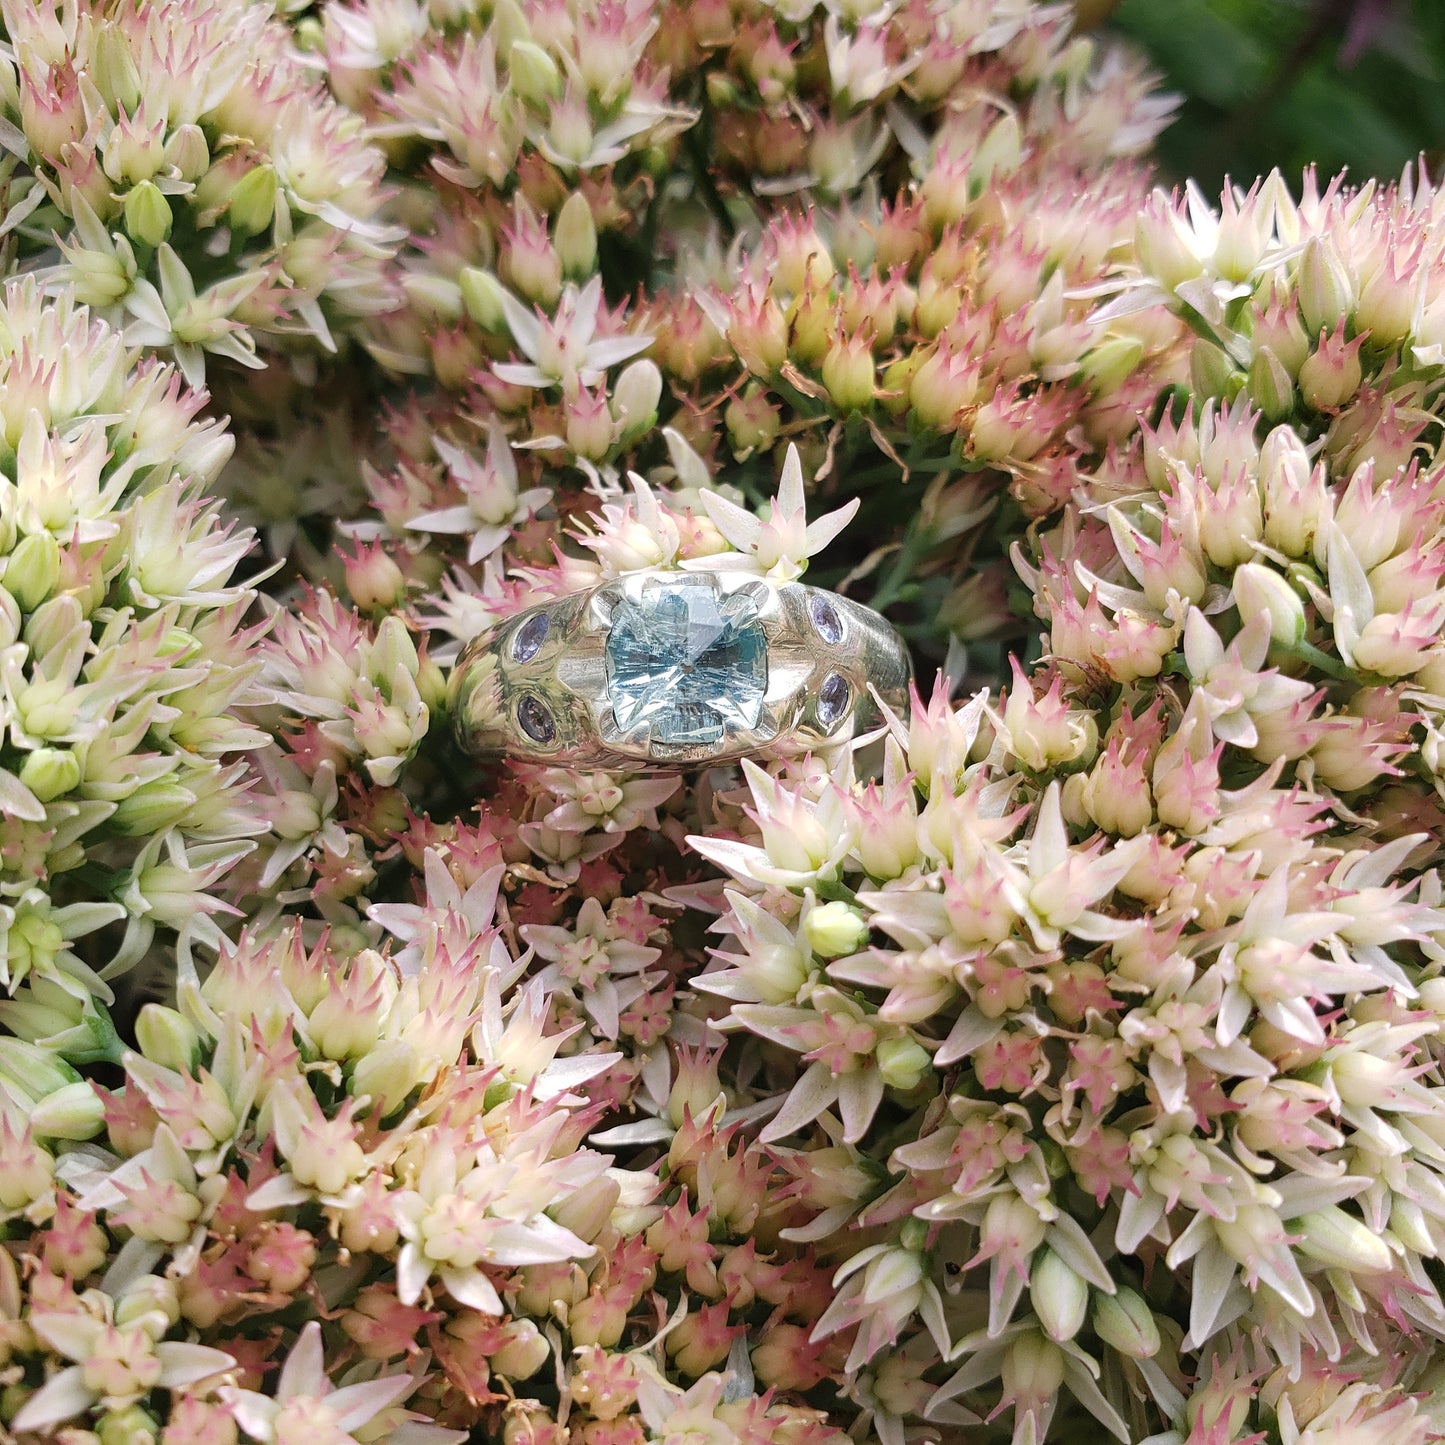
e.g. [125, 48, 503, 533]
[605, 579, 767, 745]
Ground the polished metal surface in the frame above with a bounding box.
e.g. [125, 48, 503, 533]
[449, 568, 912, 769]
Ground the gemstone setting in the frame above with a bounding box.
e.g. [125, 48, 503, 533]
[511, 611, 549, 662]
[809, 592, 844, 644]
[605, 578, 767, 747]
[516, 694, 556, 743]
[817, 671, 851, 728]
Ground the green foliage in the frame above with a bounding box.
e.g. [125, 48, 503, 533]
[1106, 0, 1445, 187]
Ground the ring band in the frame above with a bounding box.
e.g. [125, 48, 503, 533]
[449, 568, 912, 768]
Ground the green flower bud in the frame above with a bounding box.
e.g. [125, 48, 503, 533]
[115, 1274, 181, 1333]
[162, 124, 210, 181]
[1290, 1206, 1394, 1274]
[1190, 339, 1240, 401]
[6, 531, 61, 611]
[229, 164, 278, 237]
[1297, 236, 1354, 336]
[351, 1039, 424, 1115]
[123, 179, 172, 247]
[611, 359, 662, 443]
[0, 979, 123, 1066]
[1030, 1248, 1088, 1342]
[28, 1079, 106, 1140]
[135, 1004, 202, 1072]
[1092, 1287, 1161, 1358]
[509, 40, 562, 104]
[821, 332, 876, 413]
[555, 191, 598, 278]
[876, 1034, 932, 1091]
[97, 1403, 160, 1445]
[1247, 344, 1296, 421]
[804, 900, 869, 958]
[18, 746, 80, 802]
[1079, 334, 1144, 397]
[0, 1036, 79, 1101]
[110, 781, 197, 836]
[460, 267, 508, 331]
[1233, 562, 1306, 646]
[91, 25, 142, 110]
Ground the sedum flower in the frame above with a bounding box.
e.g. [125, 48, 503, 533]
[221, 1321, 461, 1445]
[14, 1306, 234, 1434]
[691, 445, 858, 583]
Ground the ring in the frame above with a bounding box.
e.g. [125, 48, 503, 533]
[449, 568, 912, 768]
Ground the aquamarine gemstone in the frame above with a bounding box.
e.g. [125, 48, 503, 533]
[605, 579, 767, 745]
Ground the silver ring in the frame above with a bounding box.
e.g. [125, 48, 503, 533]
[448, 568, 912, 768]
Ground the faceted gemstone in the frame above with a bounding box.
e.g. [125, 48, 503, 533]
[605, 579, 767, 745]
[809, 592, 844, 644]
[512, 610, 549, 662]
[817, 671, 851, 728]
[517, 694, 556, 743]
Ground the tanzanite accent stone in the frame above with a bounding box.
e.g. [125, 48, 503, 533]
[605, 579, 767, 746]
[809, 592, 844, 644]
[817, 671, 851, 728]
[511, 611, 549, 662]
[516, 694, 556, 743]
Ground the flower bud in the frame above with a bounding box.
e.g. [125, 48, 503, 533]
[491, 1319, 550, 1379]
[804, 900, 869, 958]
[1030, 1248, 1088, 1342]
[1252, 296, 1309, 375]
[1080, 334, 1143, 397]
[18, 746, 80, 802]
[1233, 562, 1306, 646]
[1298, 325, 1363, 411]
[115, 1274, 181, 1334]
[29, 1080, 106, 1140]
[110, 781, 197, 836]
[123, 179, 172, 246]
[228, 164, 277, 237]
[876, 1034, 932, 1091]
[565, 385, 615, 460]
[98, 1403, 160, 1445]
[460, 267, 509, 331]
[1247, 345, 1295, 421]
[725, 387, 781, 455]
[1189, 338, 1240, 400]
[1260, 426, 1327, 557]
[135, 1004, 202, 1072]
[611, 359, 662, 443]
[1092, 1287, 1161, 1358]
[1290, 1205, 1394, 1273]
[1000, 1331, 1065, 1403]
[821, 330, 875, 412]
[1297, 236, 1354, 335]
[909, 342, 980, 427]
[162, 123, 209, 181]
[350, 1039, 423, 1114]
[554, 192, 598, 278]
[508, 40, 562, 104]
[6, 530, 61, 611]
[728, 291, 789, 377]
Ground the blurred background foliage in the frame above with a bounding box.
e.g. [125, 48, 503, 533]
[1085, 0, 1445, 189]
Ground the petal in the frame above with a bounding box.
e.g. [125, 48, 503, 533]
[11, 1366, 93, 1433]
[327, 1374, 416, 1433]
[440, 1265, 503, 1314]
[276, 1321, 325, 1402]
[698, 488, 762, 551]
[156, 1341, 237, 1388]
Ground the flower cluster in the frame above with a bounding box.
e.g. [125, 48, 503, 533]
[0, 0, 397, 384]
[0, 280, 262, 1047]
[7, 0, 1445, 1442]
